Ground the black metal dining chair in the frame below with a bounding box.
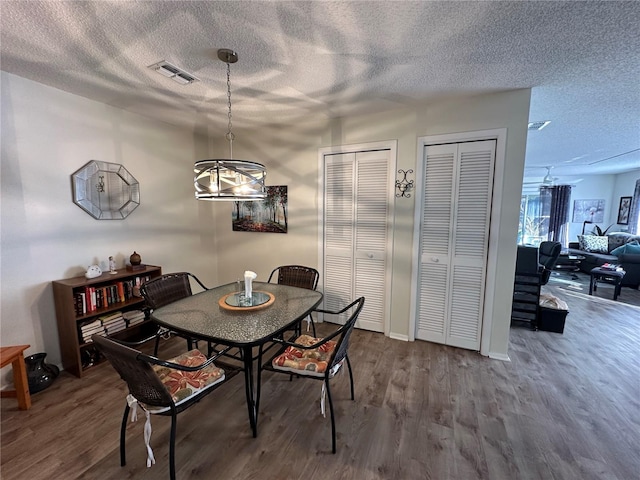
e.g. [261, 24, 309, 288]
[92, 334, 230, 480]
[139, 272, 209, 354]
[262, 297, 365, 453]
[267, 265, 320, 336]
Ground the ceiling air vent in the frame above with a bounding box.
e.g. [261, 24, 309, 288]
[148, 61, 199, 85]
[528, 120, 551, 131]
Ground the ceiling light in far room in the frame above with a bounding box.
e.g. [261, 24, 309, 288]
[528, 120, 551, 131]
[194, 49, 267, 201]
[148, 60, 199, 85]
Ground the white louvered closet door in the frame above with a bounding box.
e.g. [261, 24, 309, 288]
[415, 140, 496, 350]
[324, 153, 355, 319]
[323, 149, 391, 332]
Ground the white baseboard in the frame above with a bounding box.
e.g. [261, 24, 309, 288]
[389, 332, 409, 342]
[488, 352, 511, 361]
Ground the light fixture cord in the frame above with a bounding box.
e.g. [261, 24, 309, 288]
[226, 61, 234, 159]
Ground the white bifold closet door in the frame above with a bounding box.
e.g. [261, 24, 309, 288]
[323, 149, 392, 332]
[414, 140, 496, 350]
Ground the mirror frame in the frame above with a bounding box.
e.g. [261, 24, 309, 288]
[71, 160, 140, 220]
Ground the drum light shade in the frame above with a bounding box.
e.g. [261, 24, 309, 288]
[194, 159, 266, 201]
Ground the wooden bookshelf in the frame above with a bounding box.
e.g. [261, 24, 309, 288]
[52, 265, 162, 377]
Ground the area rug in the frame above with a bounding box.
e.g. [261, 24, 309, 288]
[546, 271, 640, 308]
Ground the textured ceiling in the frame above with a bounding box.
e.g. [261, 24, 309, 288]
[1, 1, 639, 182]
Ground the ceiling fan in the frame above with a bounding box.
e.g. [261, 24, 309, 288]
[523, 166, 557, 187]
[522, 166, 583, 192]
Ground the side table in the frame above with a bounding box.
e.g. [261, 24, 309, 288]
[589, 267, 626, 301]
[555, 252, 585, 280]
[0, 345, 32, 410]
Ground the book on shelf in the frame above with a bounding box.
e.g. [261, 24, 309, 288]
[74, 292, 87, 315]
[99, 311, 124, 322]
[105, 319, 126, 334]
[115, 282, 124, 302]
[79, 319, 107, 342]
[123, 309, 146, 327]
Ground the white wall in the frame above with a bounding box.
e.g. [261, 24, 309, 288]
[567, 175, 616, 240]
[1, 72, 530, 389]
[213, 89, 532, 359]
[1, 72, 214, 385]
[611, 169, 640, 232]
[566, 169, 640, 240]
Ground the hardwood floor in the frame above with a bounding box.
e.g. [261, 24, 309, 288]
[2, 286, 639, 480]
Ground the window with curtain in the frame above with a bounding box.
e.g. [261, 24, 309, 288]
[539, 185, 572, 246]
[518, 194, 547, 245]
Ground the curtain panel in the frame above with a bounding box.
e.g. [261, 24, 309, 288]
[540, 185, 572, 245]
[628, 179, 640, 234]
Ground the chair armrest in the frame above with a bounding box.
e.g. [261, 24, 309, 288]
[188, 273, 210, 291]
[272, 323, 347, 350]
[137, 345, 232, 371]
[272, 297, 362, 349]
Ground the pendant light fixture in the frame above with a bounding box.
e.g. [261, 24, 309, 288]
[194, 49, 267, 201]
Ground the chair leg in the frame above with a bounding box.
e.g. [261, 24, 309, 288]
[309, 313, 317, 337]
[169, 413, 177, 480]
[120, 403, 130, 466]
[345, 355, 355, 400]
[153, 333, 161, 357]
[325, 379, 337, 454]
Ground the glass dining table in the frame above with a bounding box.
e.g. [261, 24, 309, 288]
[149, 281, 323, 437]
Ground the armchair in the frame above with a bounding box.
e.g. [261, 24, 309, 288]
[539, 241, 562, 285]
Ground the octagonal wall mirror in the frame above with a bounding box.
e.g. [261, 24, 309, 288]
[72, 160, 140, 220]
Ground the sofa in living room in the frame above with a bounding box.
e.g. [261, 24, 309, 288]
[567, 232, 640, 288]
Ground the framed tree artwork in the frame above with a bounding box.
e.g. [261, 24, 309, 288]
[232, 186, 288, 233]
[617, 196, 632, 225]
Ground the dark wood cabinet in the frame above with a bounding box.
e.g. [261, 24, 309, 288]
[52, 265, 162, 377]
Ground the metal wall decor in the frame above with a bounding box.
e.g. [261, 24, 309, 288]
[72, 160, 140, 219]
[395, 169, 414, 198]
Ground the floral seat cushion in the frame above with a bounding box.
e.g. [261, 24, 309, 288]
[145, 349, 225, 412]
[272, 334, 338, 377]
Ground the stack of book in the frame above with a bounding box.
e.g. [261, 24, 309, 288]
[79, 319, 106, 343]
[123, 310, 145, 327]
[100, 311, 126, 335]
[600, 263, 620, 271]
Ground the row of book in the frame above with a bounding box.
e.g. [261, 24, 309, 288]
[78, 309, 146, 343]
[74, 275, 152, 315]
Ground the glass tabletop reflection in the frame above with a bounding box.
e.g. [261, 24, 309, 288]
[150, 281, 323, 346]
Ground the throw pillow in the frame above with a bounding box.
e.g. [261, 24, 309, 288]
[613, 240, 640, 256]
[581, 235, 608, 253]
[608, 234, 628, 253]
[577, 235, 587, 251]
[611, 244, 627, 256]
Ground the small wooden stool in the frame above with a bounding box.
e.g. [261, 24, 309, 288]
[0, 345, 32, 410]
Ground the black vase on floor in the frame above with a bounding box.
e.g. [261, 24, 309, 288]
[25, 353, 59, 393]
